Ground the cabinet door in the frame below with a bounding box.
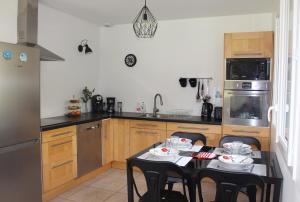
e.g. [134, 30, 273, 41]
[113, 119, 130, 162]
[102, 119, 114, 164]
[130, 128, 166, 155]
[225, 32, 273, 58]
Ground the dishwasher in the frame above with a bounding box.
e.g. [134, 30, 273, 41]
[77, 121, 102, 177]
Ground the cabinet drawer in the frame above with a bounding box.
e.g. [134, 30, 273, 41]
[130, 120, 166, 130]
[43, 159, 76, 191]
[130, 128, 166, 155]
[42, 126, 76, 143]
[43, 136, 75, 166]
[167, 123, 221, 134]
[223, 125, 270, 138]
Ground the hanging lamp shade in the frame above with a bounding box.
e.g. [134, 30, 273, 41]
[133, 0, 158, 38]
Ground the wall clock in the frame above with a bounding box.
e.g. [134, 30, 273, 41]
[124, 54, 137, 67]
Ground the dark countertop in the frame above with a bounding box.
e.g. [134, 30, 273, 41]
[41, 112, 222, 131]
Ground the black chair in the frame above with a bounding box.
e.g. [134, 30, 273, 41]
[128, 158, 193, 202]
[220, 135, 261, 150]
[197, 168, 265, 202]
[167, 132, 207, 192]
[171, 132, 207, 145]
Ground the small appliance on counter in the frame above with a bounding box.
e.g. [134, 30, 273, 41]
[91, 95, 104, 114]
[106, 97, 116, 113]
[214, 107, 222, 121]
[201, 96, 213, 119]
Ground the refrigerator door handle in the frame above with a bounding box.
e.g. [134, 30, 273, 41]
[0, 139, 40, 154]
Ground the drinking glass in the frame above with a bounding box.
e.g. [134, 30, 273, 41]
[170, 136, 179, 149]
[231, 141, 243, 154]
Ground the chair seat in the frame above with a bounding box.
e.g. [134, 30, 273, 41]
[140, 190, 188, 202]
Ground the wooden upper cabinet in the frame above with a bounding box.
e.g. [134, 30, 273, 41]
[224, 31, 273, 58]
[101, 119, 114, 165]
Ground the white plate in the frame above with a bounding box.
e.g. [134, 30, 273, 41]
[223, 142, 251, 150]
[219, 155, 253, 164]
[149, 147, 179, 157]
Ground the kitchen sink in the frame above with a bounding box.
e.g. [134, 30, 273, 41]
[139, 113, 191, 119]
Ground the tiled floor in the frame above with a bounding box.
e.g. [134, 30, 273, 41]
[50, 168, 250, 202]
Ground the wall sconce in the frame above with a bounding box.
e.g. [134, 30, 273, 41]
[78, 39, 93, 54]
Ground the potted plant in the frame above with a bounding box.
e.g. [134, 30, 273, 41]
[81, 86, 95, 113]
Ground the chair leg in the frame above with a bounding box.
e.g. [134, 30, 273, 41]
[168, 182, 174, 192]
[247, 185, 257, 202]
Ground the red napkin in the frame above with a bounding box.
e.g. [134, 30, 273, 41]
[194, 152, 216, 159]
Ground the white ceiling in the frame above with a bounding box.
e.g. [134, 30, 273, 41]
[40, 0, 274, 26]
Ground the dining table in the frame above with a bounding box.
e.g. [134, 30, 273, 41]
[126, 142, 283, 202]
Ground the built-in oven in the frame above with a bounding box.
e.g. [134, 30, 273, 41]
[226, 58, 271, 81]
[223, 81, 271, 127]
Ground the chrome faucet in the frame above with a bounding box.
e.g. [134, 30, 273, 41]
[153, 93, 163, 117]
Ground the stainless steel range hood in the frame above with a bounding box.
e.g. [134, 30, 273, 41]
[17, 0, 64, 61]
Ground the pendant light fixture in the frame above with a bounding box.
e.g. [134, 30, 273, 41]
[133, 0, 158, 38]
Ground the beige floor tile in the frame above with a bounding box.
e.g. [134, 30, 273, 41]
[49, 197, 75, 202]
[89, 174, 127, 192]
[59, 184, 86, 199]
[67, 186, 115, 202]
[104, 192, 128, 202]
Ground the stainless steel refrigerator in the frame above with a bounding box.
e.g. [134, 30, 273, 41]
[0, 42, 42, 202]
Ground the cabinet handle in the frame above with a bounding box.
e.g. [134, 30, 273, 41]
[52, 160, 73, 169]
[136, 124, 157, 128]
[232, 52, 263, 56]
[51, 140, 72, 148]
[51, 131, 73, 138]
[86, 124, 100, 130]
[232, 130, 260, 134]
[178, 126, 209, 131]
[136, 130, 158, 135]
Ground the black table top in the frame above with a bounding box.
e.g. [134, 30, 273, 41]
[127, 143, 283, 183]
[41, 112, 222, 131]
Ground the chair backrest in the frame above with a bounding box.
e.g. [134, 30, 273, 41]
[198, 168, 265, 202]
[129, 158, 187, 202]
[219, 135, 261, 150]
[171, 132, 207, 145]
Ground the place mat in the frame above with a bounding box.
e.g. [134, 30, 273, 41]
[137, 152, 192, 167]
[207, 160, 266, 176]
[213, 148, 262, 159]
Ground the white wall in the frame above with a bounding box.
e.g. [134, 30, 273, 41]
[39, 5, 101, 118]
[0, 0, 18, 43]
[99, 13, 273, 115]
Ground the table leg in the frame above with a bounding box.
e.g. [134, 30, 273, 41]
[187, 180, 196, 202]
[127, 160, 134, 202]
[265, 183, 271, 202]
[272, 182, 282, 202]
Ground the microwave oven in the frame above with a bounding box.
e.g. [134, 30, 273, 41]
[226, 58, 271, 81]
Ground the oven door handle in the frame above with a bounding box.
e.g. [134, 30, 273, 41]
[268, 105, 277, 122]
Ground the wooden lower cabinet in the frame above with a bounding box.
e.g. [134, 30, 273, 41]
[130, 128, 166, 155]
[101, 119, 114, 164]
[113, 119, 130, 162]
[42, 126, 77, 192]
[222, 124, 270, 150]
[167, 123, 222, 147]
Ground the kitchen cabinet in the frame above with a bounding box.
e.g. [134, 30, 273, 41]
[129, 120, 167, 156]
[224, 31, 273, 58]
[101, 119, 114, 164]
[42, 126, 77, 192]
[113, 119, 130, 162]
[222, 124, 270, 150]
[166, 122, 222, 146]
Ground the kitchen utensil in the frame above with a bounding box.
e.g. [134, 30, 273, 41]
[189, 78, 197, 87]
[200, 82, 205, 99]
[196, 81, 201, 100]
[179, 78, 187, 87]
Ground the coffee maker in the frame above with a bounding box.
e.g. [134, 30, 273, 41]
[201, 98, 213, 119]
[91, 95, 104, 114]
[106, 97, 116, 113]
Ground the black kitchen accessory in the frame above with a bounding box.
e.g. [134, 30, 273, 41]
[196, 81, 201, 100]
[179, 78, 187, 87]
[106, 97, 116, 113]
[91, 95, 104, 114]
[201, 100, 213, 119]
[189, 78, 197, 87]
[214, 107, 222, 121]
